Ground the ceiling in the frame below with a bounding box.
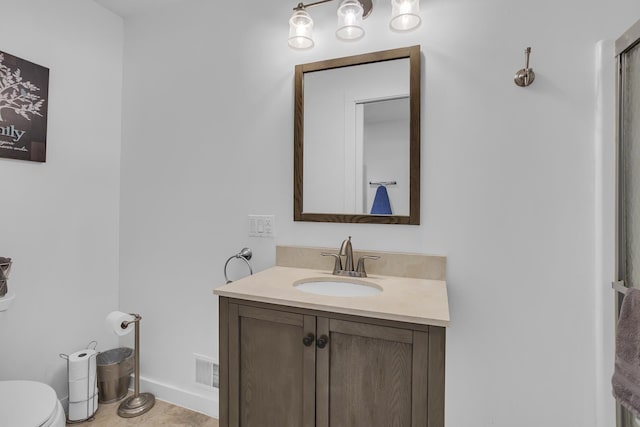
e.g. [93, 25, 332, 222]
[92, 0, 180, 18]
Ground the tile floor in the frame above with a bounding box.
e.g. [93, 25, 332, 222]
[68, 395, 219, 427]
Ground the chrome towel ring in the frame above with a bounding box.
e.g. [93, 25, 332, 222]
[224, 247, 253, 284]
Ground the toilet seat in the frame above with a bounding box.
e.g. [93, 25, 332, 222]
[0, 380, 65, 427]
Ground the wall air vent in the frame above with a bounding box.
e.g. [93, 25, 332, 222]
[194, 353, 218, 389]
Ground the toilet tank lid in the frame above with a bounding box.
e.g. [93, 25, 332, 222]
[0, 380, 59, 426]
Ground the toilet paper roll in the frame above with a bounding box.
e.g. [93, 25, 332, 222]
[68, 394, 98, 421]
[69, 377, 98, 402]
[67, 349, 97, 383]
[105, 311, 136, 336]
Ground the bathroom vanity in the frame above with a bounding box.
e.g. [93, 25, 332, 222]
[215, 246, 449, 427]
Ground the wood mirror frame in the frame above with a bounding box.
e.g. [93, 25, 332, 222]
[294, 45, 421, 225]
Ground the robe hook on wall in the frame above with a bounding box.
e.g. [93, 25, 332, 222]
[514, 47, 535, 87]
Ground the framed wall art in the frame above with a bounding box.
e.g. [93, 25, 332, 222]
[0, 50, 49, 162]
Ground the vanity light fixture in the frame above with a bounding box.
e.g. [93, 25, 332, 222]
[289, 6, 315, 49]
[390, 0, 421, 31]
[288, 0, 421, 50]
[336, 0, 365, 40]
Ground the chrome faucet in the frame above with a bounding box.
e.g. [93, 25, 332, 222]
[322, 236, 379, 278]
[339, 236, 355, 272]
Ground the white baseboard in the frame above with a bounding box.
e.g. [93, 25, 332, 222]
[133, 375, 219, 418]
[62, 376, 219, 419]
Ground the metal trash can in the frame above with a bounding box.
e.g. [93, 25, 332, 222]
[96, 347, 134, 403]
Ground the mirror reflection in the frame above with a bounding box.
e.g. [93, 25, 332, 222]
[303, 59, 410, 216]
[294, 46, 421, 224]
[362, 97, 410, 216]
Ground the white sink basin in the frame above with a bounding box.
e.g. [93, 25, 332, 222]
[294, 279, 382, 297]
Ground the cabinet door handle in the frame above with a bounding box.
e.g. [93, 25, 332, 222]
[302, 333, 315, 347]
[316, 335, 329, 349]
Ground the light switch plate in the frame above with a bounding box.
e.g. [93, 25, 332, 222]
[248, 215, 275, 238]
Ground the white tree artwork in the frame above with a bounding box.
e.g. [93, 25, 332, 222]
[0, 53, 45, 122]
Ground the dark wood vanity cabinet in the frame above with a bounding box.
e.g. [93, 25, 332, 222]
[219, 297, 445, 427]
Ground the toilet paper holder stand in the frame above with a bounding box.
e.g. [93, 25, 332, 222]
[59, 341, 99, 424]
[116, 313, 155, 418]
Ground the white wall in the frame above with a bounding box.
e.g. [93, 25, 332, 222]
[595, 39, 618, 427]
[0, 0, 123, 401]
[117, 1, 640, 426]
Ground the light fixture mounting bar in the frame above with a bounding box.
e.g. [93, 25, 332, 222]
[293, 0, 335, 11]
[293, 0, 373, 18]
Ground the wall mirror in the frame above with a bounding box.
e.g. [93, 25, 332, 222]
[294, 45, 420, 224]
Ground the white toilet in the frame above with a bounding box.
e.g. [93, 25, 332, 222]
[0, 380, 65, 427]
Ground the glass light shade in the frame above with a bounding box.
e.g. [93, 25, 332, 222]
[390, 0, 421, 31]
[336, 0, 364, 41]
[289, 9, 314, 49]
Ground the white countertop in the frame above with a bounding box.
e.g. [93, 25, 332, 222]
[214, 266, 450, 327]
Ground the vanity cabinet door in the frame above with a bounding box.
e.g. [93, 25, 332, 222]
[315, 318, 437, 427]
[219, 298, 445, 427]
[226, 303, 316, 427]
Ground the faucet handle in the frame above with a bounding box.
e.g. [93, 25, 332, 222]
[321, 253, 342, 274]
[355, 255, 380, 277]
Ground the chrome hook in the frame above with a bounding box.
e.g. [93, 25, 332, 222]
[514, 47, 535, 87]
